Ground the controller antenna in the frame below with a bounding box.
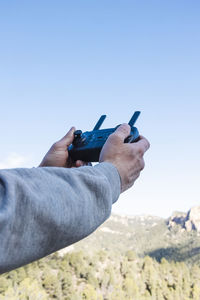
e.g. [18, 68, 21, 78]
[128, 111, 141, 127]
[93, 115, 107, 130]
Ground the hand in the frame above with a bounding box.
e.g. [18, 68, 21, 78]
[99, 124, 150, 193]
[39, 127, 89, 168]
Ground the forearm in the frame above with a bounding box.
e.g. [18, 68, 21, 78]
[0, 162, 120, 273]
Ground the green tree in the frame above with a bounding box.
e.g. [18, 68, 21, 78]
[0, 276, 9, 294]
[125, 250, 137, 262]
[42, 273, 62, 298]
[191, 283, 200, 300]
[109, 284, 127, 300]
[122, 276, 139, 299]
[3, 278, 48, 300]
[82, 284, 98, 300]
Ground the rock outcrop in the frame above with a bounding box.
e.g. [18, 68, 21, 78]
[186, 206, 200, 232]
[168, 206, 200, 232]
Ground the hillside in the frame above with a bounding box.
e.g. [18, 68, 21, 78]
[68, 208, 200, 265]
[1, 207, 200, 299]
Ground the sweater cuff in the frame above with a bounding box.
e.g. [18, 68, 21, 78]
[94, 162, 121, 204]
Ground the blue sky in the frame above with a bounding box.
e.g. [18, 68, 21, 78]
[0, 1, 200, 217]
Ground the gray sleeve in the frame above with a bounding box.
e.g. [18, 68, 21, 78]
[0, 162, 121, 274]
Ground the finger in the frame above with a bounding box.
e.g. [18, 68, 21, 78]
[109, 124, 131, 144]
[75, 160, 85, 167]
[58, 127, 76, 147]
[75, 161, 92, 167]
[135, 136, 150, 153]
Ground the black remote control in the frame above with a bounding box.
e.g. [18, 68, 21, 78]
[68, 111, 141, 162]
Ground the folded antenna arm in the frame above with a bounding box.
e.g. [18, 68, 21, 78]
[128, 111, 141, 127]
[93, 115, 107, 130]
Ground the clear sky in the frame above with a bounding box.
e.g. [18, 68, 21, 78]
[0, 0, 200, 218]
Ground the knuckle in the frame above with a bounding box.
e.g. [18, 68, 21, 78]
[130, 147, 138, 158]
[135, 155, 141, 164]
[138, 147, 144, 156]
[134, 144, 144, 157]
[144, 139, 150, 151]
[140, 159, 145, 170]
[127, 175, 132, 186]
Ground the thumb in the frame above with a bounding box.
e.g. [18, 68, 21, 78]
[112, 124, 131, 142]
[57, 127, 76, 147]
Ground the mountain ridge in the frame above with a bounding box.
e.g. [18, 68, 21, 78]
[62, 206, 200, 265]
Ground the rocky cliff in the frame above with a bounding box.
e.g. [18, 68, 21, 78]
[168, 206, 200, 232]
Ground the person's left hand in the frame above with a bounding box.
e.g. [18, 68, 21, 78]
[39, 127, 88, 168]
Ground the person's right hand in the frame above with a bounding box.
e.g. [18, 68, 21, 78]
[99, 124, 150, 193]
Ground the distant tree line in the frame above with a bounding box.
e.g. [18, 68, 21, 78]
[0, 249, 200, 299]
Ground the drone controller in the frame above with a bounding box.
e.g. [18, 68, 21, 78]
[68, 111, 141, 162]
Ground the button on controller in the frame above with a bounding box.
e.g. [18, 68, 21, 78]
[73, 130, 87, 146]
[74, 130, 82, 138]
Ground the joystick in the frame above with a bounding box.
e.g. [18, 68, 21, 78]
[68, 111, 141, 162]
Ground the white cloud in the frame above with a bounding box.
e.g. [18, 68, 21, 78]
[0, 153, 32, 169]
